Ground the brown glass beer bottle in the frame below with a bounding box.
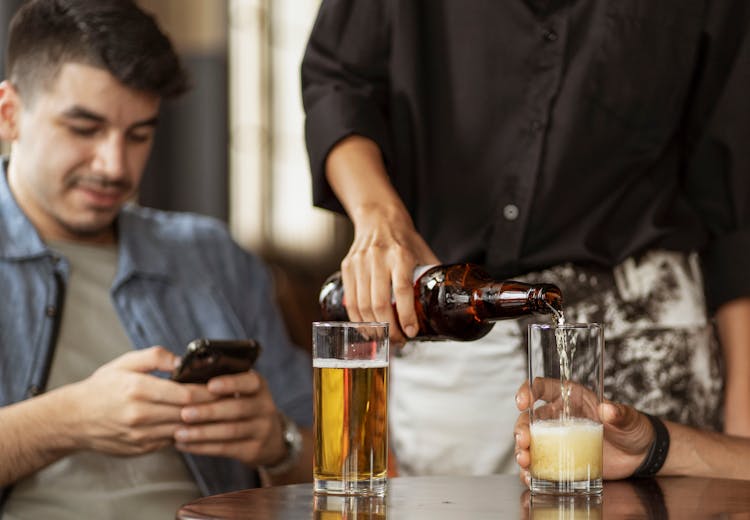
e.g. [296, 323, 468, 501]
[319, 263, 563, 341]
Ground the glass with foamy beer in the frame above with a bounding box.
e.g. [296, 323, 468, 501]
[313, 322, 389, 496]
[528, 323, 604, 495]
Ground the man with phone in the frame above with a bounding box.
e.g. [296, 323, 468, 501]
[0, 1, 312, 518]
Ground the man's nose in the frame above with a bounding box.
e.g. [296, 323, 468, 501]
[92, 133, 126, 177]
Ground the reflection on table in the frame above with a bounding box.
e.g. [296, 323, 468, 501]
[313, 494, 386, 519]
[176, 474, 750, 519]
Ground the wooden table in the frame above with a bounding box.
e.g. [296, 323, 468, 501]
[176, 474, 750, 519]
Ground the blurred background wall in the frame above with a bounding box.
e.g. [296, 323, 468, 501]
[0, 0, 352, 350]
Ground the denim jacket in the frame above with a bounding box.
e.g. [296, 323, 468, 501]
[0, 166, 313, 508]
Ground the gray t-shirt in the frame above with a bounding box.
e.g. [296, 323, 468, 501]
[4, 240, 201, 520]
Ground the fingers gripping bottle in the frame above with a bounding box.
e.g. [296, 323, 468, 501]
[319, 263, 563, 341]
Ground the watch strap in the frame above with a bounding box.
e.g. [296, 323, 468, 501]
[261, 413, 303, 477]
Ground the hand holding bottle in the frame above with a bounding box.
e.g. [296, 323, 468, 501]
[342, 199, 439, 344]
[324, 135, 440, 344]
[322, 263, 563, 342]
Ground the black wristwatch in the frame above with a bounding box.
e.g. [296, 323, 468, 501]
[261, 413, 303, 476]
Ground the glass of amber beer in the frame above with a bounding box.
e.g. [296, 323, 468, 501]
[527, 323, 604, 496]
[313, 322, 389, 496]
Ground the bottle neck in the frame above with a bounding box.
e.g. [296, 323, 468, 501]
[474, 282, 563, 320]
[531, 283, 564, 316]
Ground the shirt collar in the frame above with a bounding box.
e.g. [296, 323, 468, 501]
[114, 207, 172, 288]
[0, 159, 48, 260]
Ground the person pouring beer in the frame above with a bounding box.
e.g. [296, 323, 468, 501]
[301, 1, 750, 477]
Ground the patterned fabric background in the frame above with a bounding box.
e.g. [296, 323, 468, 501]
[517, 250, 723, 430]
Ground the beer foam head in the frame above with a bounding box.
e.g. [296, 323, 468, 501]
[530, 417, 602, 433]
[313, 358, 388, 369]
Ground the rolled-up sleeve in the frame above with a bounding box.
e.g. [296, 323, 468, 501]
[301, 0, 393, 213]
[688, 6, 750, 312]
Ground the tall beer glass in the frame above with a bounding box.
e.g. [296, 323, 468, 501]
[313, 322, 389, 496]
[528, 323, 604, 495]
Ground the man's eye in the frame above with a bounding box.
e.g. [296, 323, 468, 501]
[127, 132, 154, 144]
[69, 126, 99, 137]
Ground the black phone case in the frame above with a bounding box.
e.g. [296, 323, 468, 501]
[171, 338, 261, 384]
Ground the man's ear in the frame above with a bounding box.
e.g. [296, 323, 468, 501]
[0, 81, 21, 142]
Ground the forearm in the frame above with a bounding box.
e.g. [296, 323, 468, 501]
[0, 388, 79, 486]
[325, 134, 438, 336]
[325, 135, 411, 227]
[715, 298, 750, 435]
[662, 420, 750, 479]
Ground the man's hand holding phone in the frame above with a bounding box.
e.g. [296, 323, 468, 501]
[0, 341, 298, 489]
[73, 338, 287, 468]
[61, 346, 215, 457]
[170, 339, 289, 468]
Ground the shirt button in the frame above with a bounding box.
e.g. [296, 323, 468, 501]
[45, 305, 57, 317]
[503, 204, 519, 221]
[530, 120, 544, 132]
[544, 30, 558, 42]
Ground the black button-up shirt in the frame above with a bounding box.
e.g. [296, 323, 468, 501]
[301, 0, 750, 312]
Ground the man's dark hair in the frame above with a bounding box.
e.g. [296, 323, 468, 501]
[6, 0, 190, 102]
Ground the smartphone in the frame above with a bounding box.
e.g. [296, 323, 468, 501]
[171, 338, 261, 384]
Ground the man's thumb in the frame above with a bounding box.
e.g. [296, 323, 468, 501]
[113, 346, 178, 373]
[601, 401, 627, 426]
